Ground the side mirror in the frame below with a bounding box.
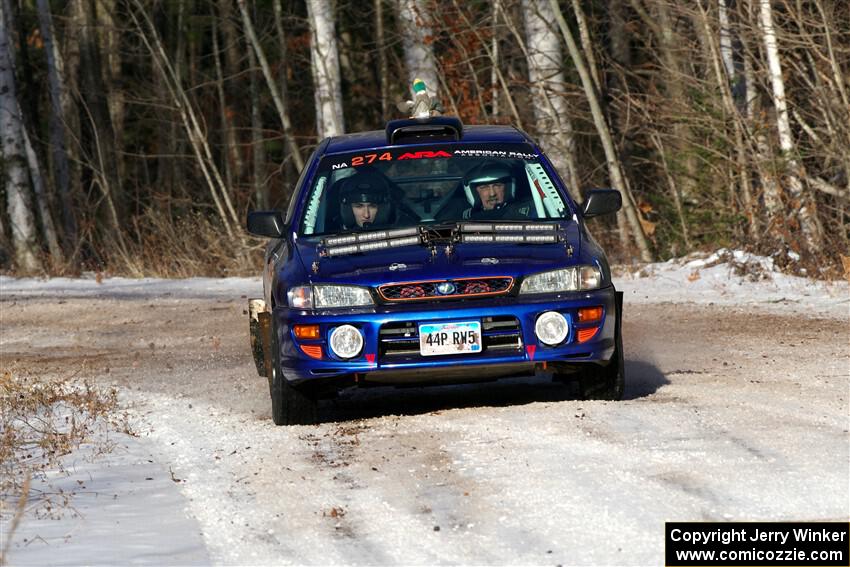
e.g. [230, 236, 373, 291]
[582, 189, 622, 219]
[247, 211, 287, 238]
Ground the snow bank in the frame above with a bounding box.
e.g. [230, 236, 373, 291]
[615, 249, 848, 319]
[1, 249, 846, 317]
[0, 275, 261, 299]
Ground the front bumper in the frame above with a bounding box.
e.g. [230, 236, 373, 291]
[275, 286, 617, 383]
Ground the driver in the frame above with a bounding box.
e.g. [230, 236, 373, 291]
[339, 170, 395, 229]
[462, 161, 533, 220]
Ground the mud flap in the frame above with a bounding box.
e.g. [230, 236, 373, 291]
[615, 290, 623, 353]
[248, 299, 272, 377]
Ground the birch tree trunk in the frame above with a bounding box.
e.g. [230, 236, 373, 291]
[306, 0, 345, 138]
[396, 0, 439, 98]
[21, 114, 64, 266]
[548, 0, 653, 262]
[758, 0, 823, 252]
[520, 0, 581, 202]
[570, 0, 601, 93]
[694, 0, 757, 243]
[36, 0, 77, 249]
[0, 1, 42, 273]
[241, 0, 304, 171]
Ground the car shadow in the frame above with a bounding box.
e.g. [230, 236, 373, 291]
[623, 359, 670, 400]
[319, 358, 669, 423]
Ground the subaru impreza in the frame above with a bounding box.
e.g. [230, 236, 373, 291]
[247, 116, 624, 425]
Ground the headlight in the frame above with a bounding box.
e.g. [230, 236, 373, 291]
[519, 265, 602, 294]
[287, 285, 374, 309]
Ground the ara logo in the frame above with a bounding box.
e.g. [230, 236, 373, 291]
[435, 281, 457, 295]
[397, 150, 452, 160]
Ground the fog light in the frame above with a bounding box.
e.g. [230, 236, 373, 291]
[535, 311, 568, 346]
[329, 325, 363, 359]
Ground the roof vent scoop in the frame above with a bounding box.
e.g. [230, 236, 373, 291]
[386, 116, 464, 145]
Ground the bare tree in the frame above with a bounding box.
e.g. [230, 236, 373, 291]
[271, 0, 305, 173]
[240, 0, 304, 171]
[74, 0, 125, 220]
[758, 0, 823, 252]
[307, 0, 345, 138]
[520, 0, 581, 202]
[36, 0, 76, 250]
[216, 0, 245, 182]
[0, 0, 42, 273]
[129, 0, 239, 237]
[548, 0, 653, 262]
[375, 0, 390, 119]
[628, 0, 700, 201]
[396, 0, 439, 98]
[247, 29, 268, 208]
[21, 115, 64, 267]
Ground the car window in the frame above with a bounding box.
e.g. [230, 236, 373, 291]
[298, 144, 573, 236]
[284, 149, 318, 225]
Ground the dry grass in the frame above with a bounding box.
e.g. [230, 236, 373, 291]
[118, 210, 263, 278]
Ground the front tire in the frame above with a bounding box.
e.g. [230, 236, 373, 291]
[270, 318, 318, 425]
[578, 291, 625, 400]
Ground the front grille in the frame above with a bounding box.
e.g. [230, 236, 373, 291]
[378, 316, 522, 359]
[378, 277, 513, 302]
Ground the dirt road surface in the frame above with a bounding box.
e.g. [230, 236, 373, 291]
[2, 279, 848, 565]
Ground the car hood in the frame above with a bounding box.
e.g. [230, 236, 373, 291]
[294, 224, 583, 287]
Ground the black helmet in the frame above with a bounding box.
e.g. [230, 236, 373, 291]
[463, 161, 516, 209]
[339, 171, 394, 228]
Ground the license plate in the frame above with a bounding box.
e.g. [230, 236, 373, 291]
[419, 320, 482, 357]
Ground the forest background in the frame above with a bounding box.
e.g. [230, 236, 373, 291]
[0, 0, 847, 278]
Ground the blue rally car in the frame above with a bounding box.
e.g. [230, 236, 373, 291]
[247, 116, 624, 425]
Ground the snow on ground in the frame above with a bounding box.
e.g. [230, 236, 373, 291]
[0, 275, 259, 300]
[615, 249, 848, 319]
[1, 249, 846, 317]
[2, 432, 209, 566]
[1, 250, 847, 566]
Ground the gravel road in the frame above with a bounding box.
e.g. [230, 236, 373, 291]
[2, 281, 847, 565]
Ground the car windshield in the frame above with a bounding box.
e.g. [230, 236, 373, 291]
[298, 143, 573, 236]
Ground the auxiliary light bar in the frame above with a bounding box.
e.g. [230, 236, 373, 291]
[460, 233, 558, 243]
[459, 222, 558, 233]
[323, 235, 421, 257]
[323, 227, 419, 246]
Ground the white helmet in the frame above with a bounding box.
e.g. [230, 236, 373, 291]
[463, 161, 516, 209]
